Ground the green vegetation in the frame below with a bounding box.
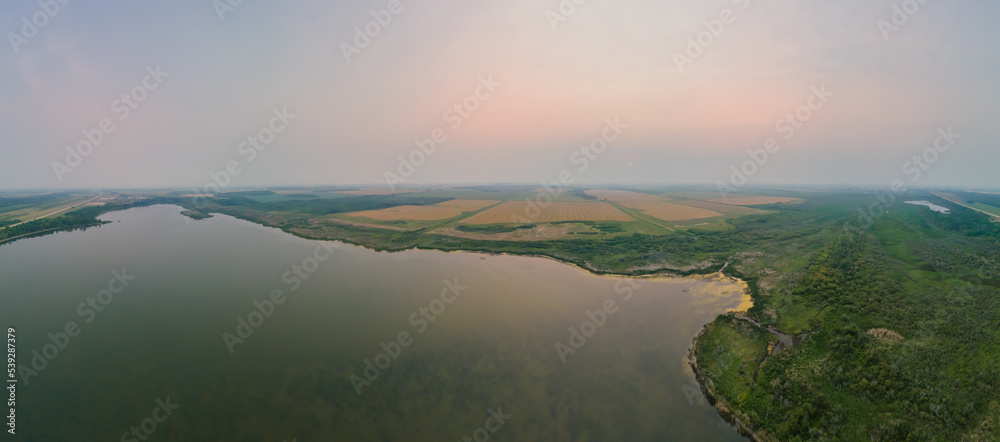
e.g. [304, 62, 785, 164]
[695, 197, 1000, 441]
[417, 186, 534, 201]
[970, 203, 1000, 218]
[694, 315, 778, 405]
[219, 189, 361, 203]
[0, 199, 153, 245]
[456, 224, 536, 233]
[206, 193, 452, 216]
[568, 188, 597, 200]
[180, 210, 213, 220]
[956, 191, 1000, 208]
[0, 191, 74, 212]
[0, 191, 92, 224]
[159, 190, 836, 274]
[9, 186, 998, 440]
[551, 220, 625, 233]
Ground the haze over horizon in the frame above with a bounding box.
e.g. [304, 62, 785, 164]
[2, 0, 998, 190]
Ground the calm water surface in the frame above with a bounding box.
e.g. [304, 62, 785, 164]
[0, 205, 747, 441]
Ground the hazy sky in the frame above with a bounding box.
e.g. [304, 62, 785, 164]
[1, 0, 998, 190]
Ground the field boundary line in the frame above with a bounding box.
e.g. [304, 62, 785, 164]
[6, 191, 104, 228]
[931, 190, 1000, 222]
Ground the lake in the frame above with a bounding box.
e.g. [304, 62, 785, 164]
[0, 205, 748, 441]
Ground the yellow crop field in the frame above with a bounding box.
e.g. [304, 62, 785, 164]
[347, 200, 499, 221]
[706, 197, 801, 206]
[462, 201, 634, 224]
[620, 201, 722, 221]
[669, 199, 764, 215]
[347, 206, 456, 220]
[438, 199, 500, 212]
[584, 190, 663, 202]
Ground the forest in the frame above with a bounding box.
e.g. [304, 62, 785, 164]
[695, 198, 1000, 440]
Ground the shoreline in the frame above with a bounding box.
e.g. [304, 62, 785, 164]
[186, 206, 767, 440]
[34, 203, 764, 439]
[0, 223, 104, 245]
[688, 322, 769, 442]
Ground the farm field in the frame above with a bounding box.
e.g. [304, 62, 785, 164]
[431, 223, 592, 241]
[0, 191, 100, 224]
[668, 199, 766, 215]
[621, 188, 736, 200]
[619, 200, 722, 221]
[462, 201, 634, 224]
[971, 203, 1000, 217]
[930, 191, 1000, 221]
[346, 199, 500, 221]
[706, 196, 801, 205]
[585, 189, 664, 201]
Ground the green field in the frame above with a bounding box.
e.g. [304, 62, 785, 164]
[0, 191, 98, 224]
[971, 202, 1000, 217]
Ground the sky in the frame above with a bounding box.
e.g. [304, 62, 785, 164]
[1, 0, 998, 190]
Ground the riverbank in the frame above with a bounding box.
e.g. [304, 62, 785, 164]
[167, 192, 1000, 439]
[0, 223, 104, 245]
[180, 204, 767, 438]
[688, 322, 768, 442]
[7, 201, 770, 439]
[0, 202, 763, 441]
